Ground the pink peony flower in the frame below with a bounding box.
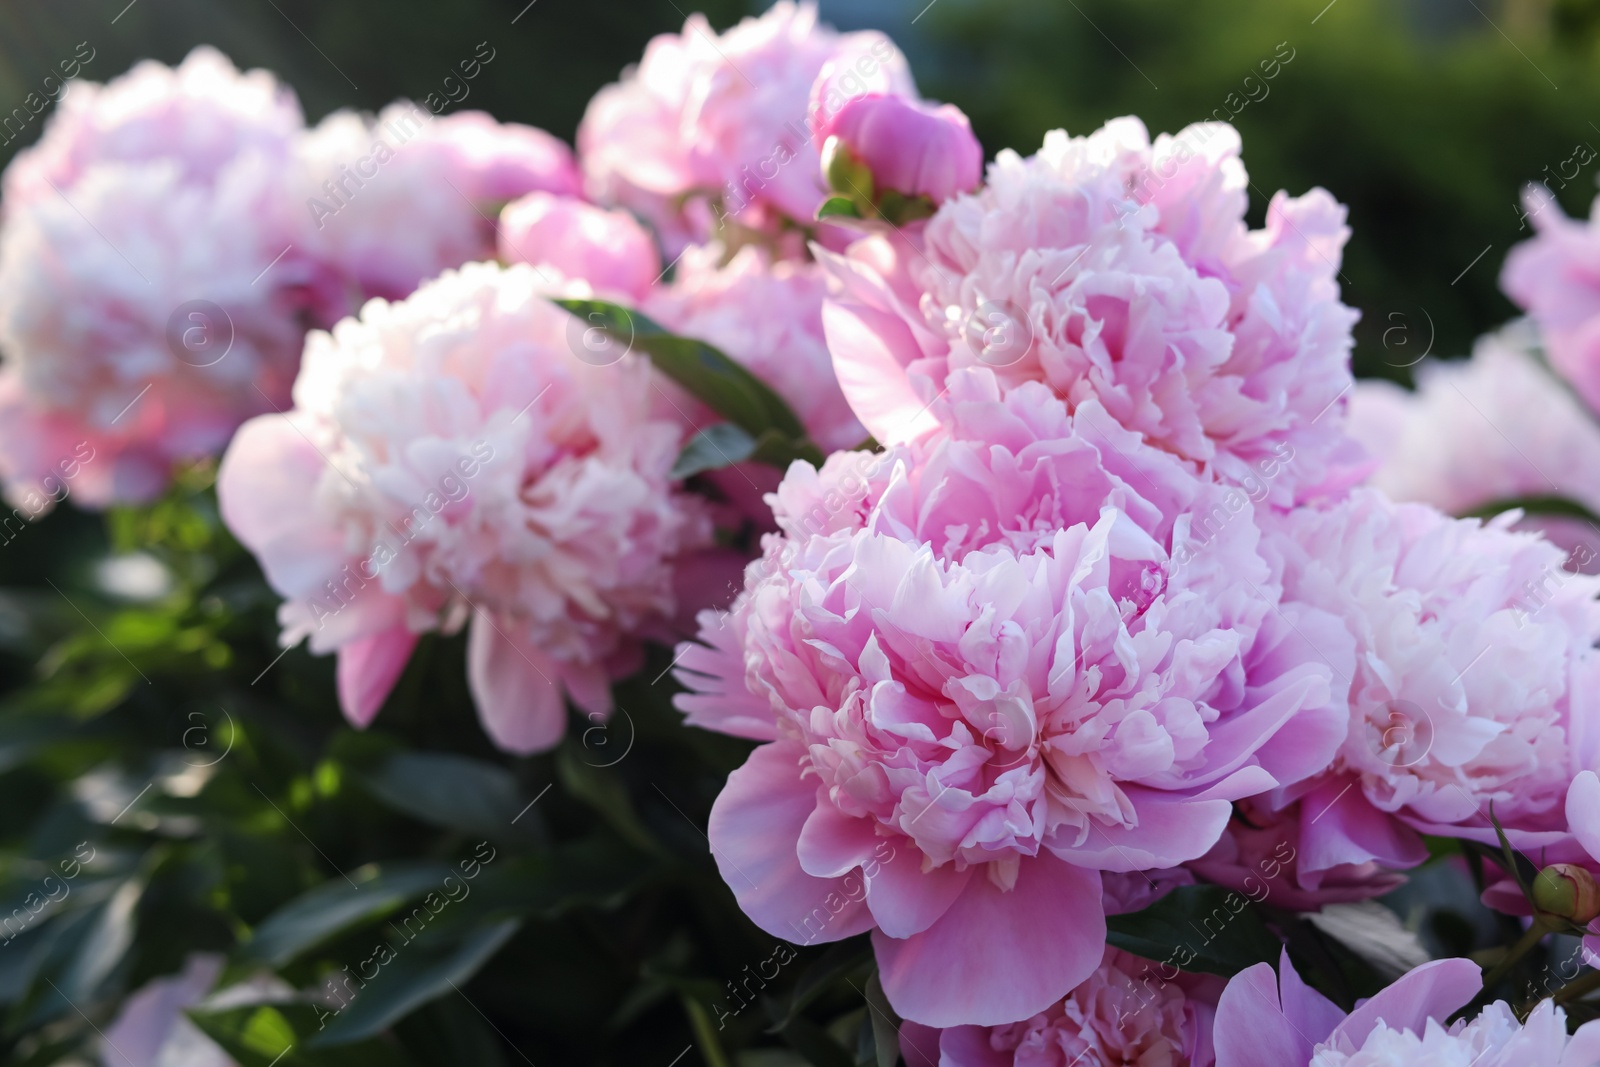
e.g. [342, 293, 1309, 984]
[900, 947, 1222, 1067]
[1214, 951, 1600, 1067]
[816, 93, 983, 206]
[294, 102, 580, 303]
[1502, 186, 1600, 415]
[577, 2, 913, 252]
[0, 47, 324, 511]
[643, 243, 865, 452]
[1261, 488, 1600, 888]
[3, 46, 302, 208]
[821, 117, 1360, 507]
[498, 192, 660, 300]
[218, 261, 710, 753]
[1349, 323, 1600, 523]
[674, 369, 1351, 1026]
[1188, 798, 1406, 911]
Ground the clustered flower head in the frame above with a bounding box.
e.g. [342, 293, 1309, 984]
[219, 261, 711, 752]
[0, 46, 579, 512]
[821, 117, 1360, 507]
[1214, 952, 1600, 1067]
[899, 946, 1222, 1067]
[676, 370, 1355, 1025]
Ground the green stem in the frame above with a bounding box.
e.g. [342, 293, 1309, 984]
[1455, 916, 1558, 1023]
[1553, 967, 1600, 1007]
[681, 994, 734, 1067]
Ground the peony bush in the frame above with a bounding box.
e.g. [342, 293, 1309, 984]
[4, 5, 1600, 1066]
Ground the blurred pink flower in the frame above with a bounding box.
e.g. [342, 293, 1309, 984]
[219, 261, 709, 753]
[1188, 798, 1405, 911]
[1349, 323, 1600, 523]
[817, 93, 982, 206]
[577, 1, 913, 252]
[0, 47, 321, 511]
[821, 117, 1360, 507]
[100, 954, 233, 1067]
[1262, 489, 1600, 886]
[675, 370, 1350, 1026]
[1503, 186, 1600, 415]
[900, 947, 1222, 1067]
[1214, 951, 1599, 1067]
[3, 46, 302, 207]
[294, 102, 580, 302]
[498, 192, 660, 300]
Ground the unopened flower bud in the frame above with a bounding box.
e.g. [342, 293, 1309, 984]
[1532, 863, 1600, 923]
[815, 93, 982, 206]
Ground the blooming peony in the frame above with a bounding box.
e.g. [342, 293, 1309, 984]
[218, 261, 710, 753]
[1259, 488, 1600, 889]
[0, 47, 322, 510]
[643, 243, 864, 452]
[295, 102, 581, 303]
[821, 117, 1360, 507]
[577, 1, 913, 252]
[1350, 322, 1600, 520]
[899, 947, 1222, 1067]
[675, 369, 1352, 1026]
[1214, 951, 1600, 1067]
[1502, 186, 1600, 415]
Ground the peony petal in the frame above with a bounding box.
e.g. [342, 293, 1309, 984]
[1048, 786, 1237, 871]
[1568, 771, 1600, 862]
[864, 843, 972, 939]
[1213, 961, 1315, 1067]
[217, 415, 347, 600]
[872, 855, 1104, 1027]
[335, 627, 418, 728]
[1329, 957, 1481, 1049]
[709, 742, 875, 946]
[823, 300, 939, 446]
[466, 611, 568, 755]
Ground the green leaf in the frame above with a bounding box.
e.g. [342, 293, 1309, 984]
[188, 1004, 416, 1067]
[672, 423, 759, 479]
[816, 196, 863, 220]
[358, 752, 528, 840]
[244, 863, 457, 967]
[550, 299, 817, 451]
[556, 742, 663, 857]
[1458, 494, 1600, 525]
[308, 918, 521, 1047]
[1106, 884, 1281, 976]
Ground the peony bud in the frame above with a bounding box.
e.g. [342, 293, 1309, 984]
[497, 192, 660, 300]
[814, 93, 982, 207]
[1532, 863, 1600, 923]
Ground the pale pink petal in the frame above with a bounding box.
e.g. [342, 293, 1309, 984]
[335, 627, 418, 728]
[466, 611, 568, 755]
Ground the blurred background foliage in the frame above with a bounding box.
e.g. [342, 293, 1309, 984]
[0, 0, 1595, 1063]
